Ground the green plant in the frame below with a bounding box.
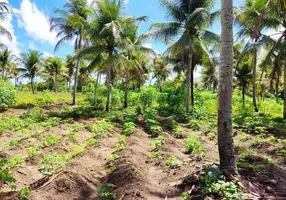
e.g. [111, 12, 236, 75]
[239, 149, 253, 158]
[151, 136, 166, 148]
[18, 187, 31, 200]
[106, 166, 117, 173]
[114, 135, 127, 150]
[199, 164, 243, 200]
[181, 192, 191, 200]
[9, 139, 20, 147]
[27, 146, 40, 158]
[148, 151, 162, 159]
[109, 154, 120, 161]
[93, 183, 116, 199]
[89, 120, 114, 136]
[86, 137, 98, 148]
[38, 153, 71, 172]
[0, 159, 16, 188]
[252, 135, 263, 146]
[42, 135, 61, 147]
[23, 107, 48, 122]
[123, 122, 136, 136]
[185, 135, 205, 156]
[165, 156, 182, 169]
[0, 81, 16, 111]
[172, 125, 184, 139]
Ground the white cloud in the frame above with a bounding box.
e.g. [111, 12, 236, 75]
[28, 41, 36, 50]
[0, 13, 20, 55]
[13, 0, 57, 45]
[143, 43, 160, 55]
[43, 51, 52, 58]
[265, 25, 284, 40]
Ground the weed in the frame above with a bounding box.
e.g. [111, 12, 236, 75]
[93, 183, 116, 199]
[165, 156, 183, 169]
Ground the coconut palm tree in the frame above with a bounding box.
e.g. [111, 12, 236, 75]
[218, 0, 236, 175]
[0, 1, 12, 40]
[43, 57, 67, 93]
[77, 0, 148, 111]
[20, 50, 42, 94]
[50, 0, 90, 104]
[235, 62, 253, 103]
[7, 64, 20, 86]
[0, 47, 15, 80]
[235, 0, 276, 112]
[142, 0, 219, 113]
[152, 55, 170, 92]
[65, 54, 75, 91]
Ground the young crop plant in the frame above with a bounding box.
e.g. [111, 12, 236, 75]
[0, 159, 16, 188]
[165, 156, 183, 169]
[167, 118, 177, 130]
[27, 146, 40, 158]
[252, 135, 264, 146]
[9, 139, 20, 148]
[41, 135, 61, 147]
[89, 120, 114, 136]
[151, 136, 166, 148]
[199, 163, 243, 200]
[145, 119, 163, 137]
[148, 151, 162, 159]
[185, 135, 205, 157]
[69, 145, 85, 157]
[114, 135, 127, 150]
[23, 107, 48, 123]
[108, 154, 120, 161]
[18, 187, 31, 200]
[172, 125, 184, 139]
[38, 153, 71, 173]
[93, 183, 116, 199]
[123, 122, 136, 136]
[41, 117, 61, 128]
[86, 137, 98, 148]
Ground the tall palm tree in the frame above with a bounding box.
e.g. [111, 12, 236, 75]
[77, 0, 145, 111]
[65, 54, 75, 91]
[43, 57, 67, 93]
[7, 64, 20, 86]
[218, 0, 236, 175]
[50, 0, 90, 104]
[235, 0, 275, 112]
[0, 1, 12, 40]
[152, 55, 170, 92]
[20, 50, 42, 94]
[142, 0, 218, 113]
[260, 0, 286, 118]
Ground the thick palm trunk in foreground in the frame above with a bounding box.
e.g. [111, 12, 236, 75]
[218, 0, 236, 175]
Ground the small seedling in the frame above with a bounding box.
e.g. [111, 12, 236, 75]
[18, 187, 31, 200]
[148, 151, 162, 159]
[165, 156, 182, 169]
[151, 136, 166, 148]
[93, 183, 116, 199]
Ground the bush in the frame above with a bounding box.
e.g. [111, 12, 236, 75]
[123, 122, 136, 136]
[0, 81, 16, 111]
[23, 107, 48, 122]
[139, 86, 157, 108]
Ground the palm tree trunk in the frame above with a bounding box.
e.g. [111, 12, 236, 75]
[93, 72, 100, 106]
[72, 34, 82, 105]
[218, 0, 236, 175]
[124, 77, 128, 108]
[275, 76, 279, 98]
[242, 85, 245, 103]
[55, 74, 58, 93]
[252, 47, 258, 112]
[186, 49, 192, 113]
[191, 65, 194, 106]
[31, 77, 35, 94]
[106, 50, 113, 112]
[284, 56, 286, 119]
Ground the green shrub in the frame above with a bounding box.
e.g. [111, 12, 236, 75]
[139, 86, 157, 108]
[0, 81, 16, 111]
[172, 125, 184, 138]
[23, 107, 48, 122]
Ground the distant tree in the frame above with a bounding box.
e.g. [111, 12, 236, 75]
[43, 57, 67, 93]
[0, 1, 12, 40]
[50, 0, 90, 104]
[65, 54, 75, 91]
[20, 50, 43, 94]
[0, 47, 15, 80]
[235, 62, 252, 102]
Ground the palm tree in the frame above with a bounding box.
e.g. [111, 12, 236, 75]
[77, 0, 145, 111]
[0, 47, 15, 80]
[0, 1, 12, 40]
[43, 57, 67, 93]
[65, 54, 75, 91]
[218, 0, 236, 175]
[235, 0, 275, 112]
[142, 0, 219, 113]
[152, 55, 170, 92]
[7, 64, 20, 86]
[235, 62, 252, 103]
[259, 0, 286, 118]
[20, 50, 42, 94]
[50, 0, 90, 104]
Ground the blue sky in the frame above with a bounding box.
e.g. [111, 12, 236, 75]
[2, 0, 241, 57]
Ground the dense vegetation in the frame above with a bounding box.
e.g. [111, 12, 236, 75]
[0, 0, 285, 199]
